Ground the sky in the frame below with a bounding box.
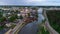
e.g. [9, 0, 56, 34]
[0, 0, 60, 6]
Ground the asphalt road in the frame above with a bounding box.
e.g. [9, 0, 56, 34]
[18, 14, 44, 34]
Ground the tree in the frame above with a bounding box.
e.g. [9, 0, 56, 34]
[27, 13, 30, 17]
[0, 26, 4, 30]
[19, 15, 23, 19]
[0, 17, 6, 22]
[0, 12, 3, 18]
[35, 14, 38, 18]
[15, 10, 20, 14]
[15, 14, 18, 19]
[9, 15, 16, 22]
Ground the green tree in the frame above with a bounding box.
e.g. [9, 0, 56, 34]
[19, 15, 23, 19]
[15, 10, 20, 14]
[27, 13, 30, 17]
[0, 17, 6, 22]
[9, 15, 16, 22]
[0, 12, 3, 18]
[0, 26, 4, 30]
[15, 14, 18, 19]
[35, 14, 38, 18]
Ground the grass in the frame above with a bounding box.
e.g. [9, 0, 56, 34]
[37, 23, 49, 34]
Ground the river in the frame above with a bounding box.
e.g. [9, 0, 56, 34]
[0, 8, 44, 34]
[18, 8, 44, 34]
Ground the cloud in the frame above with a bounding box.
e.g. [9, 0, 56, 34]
[25, 0, 46, 5]
[26, 0, 46, 3]
[0, 0, 60, 6]
[0, 2, 8, 5]
[24, 0, 60, 6]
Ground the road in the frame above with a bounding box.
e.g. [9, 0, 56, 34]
[18, 8, 44, 34]
[44, 10, 59, 34]
[18, 13, 44, 34]
[0, 8, 44, 34]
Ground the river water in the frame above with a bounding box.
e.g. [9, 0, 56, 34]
[0, 8, 44, 34]
[0, 28, 9, 34]
[18, 8, 44, 34]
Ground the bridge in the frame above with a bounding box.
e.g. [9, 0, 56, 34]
[5, 20, 26, 34]
[5, 8, 60, 34]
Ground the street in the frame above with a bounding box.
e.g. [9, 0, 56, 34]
[18, 13, 43, 34]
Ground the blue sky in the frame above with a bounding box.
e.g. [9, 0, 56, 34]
[0, 0, 60, 6]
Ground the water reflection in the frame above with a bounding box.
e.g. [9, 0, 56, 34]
[37, 8, 44, 24]
[0, 8, 45, 34]
[18, 8, 45, 34]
